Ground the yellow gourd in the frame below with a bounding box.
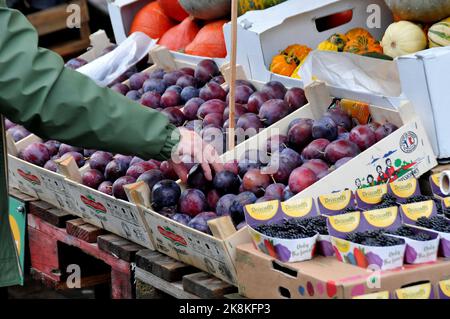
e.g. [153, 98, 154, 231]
[317, 41, 339, 52]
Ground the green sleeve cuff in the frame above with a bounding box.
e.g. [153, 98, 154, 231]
[160, 124, 180, 160]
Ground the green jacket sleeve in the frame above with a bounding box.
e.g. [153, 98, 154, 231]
[0, 7, 180, 161]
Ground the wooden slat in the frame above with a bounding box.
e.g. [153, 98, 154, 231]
[135, 250, 196, 282]
[135, 267, 200, 299]
[182, 272, 237, 299]
[97, 234, 143, 262]
[136, 279, 168, 299]
[27, 0, 90, 36]
[29, 201, 76, 227]
[66, 218, 105, 243]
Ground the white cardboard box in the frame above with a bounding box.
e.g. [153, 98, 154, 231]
[224, 0, 392, 82]
[107, 0, 227, 66]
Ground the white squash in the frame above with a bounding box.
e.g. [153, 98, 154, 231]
[381, 21, 427, 58]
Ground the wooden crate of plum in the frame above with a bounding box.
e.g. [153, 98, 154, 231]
[221, 81, 437, 206]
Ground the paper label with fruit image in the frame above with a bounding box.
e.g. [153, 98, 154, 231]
[430, 174, 445, 197]
[318, 190, 356, 215]
[356, 184, 387, 209]
[353, 291, 390, 299]
[400, 200, 436, 224]
[438, 279, 450, 299]
[388, 178, 420, 202]
[395, 283, 433, 299]
[443, 197, 450, 209]
[248, 227, 318, 263]
[362, 207, 401, 231]
[330, 236, 405, 271]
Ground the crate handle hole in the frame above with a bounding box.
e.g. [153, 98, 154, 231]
[315, 9, 354, 32]
[278, 286, 291, 299]
[400, 280, 430, 289]
[272, 260, 298, 278]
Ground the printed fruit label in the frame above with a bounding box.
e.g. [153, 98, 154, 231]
[356, 184, 387, 204]
[328, 212, 360, 233]
[245, 200, 279, 221]
[17, 169, 41, 185]
[363, 207, 398, 228]
[281, 198, 314, 218]
[332, 237, 351, 253]
[401, 200, 434, 221]
[354, 291, 390, 299]
[80, 195, 107, 214]
[319, 190, 352, 211]
[439, 279, 450, 298]
[396, 283, 432, 299]
[390, 178, 417, 198]
[158, 225, 188, 247]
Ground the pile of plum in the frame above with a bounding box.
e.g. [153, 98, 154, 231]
[111, 59, 308, 153]
[7, 121, 179, 202]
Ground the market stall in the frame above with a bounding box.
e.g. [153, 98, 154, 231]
[3, 0, 450, 301]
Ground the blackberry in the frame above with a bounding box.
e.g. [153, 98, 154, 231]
[345, 229, 403, 246]
[387, 226, 432, 241]
[405, 195, 433, 204]
[373, 194, 398, 210]
[416, 216, 450, 233]
[254, 218, 317, 239]
[343, 206, 359, 214]
[296, 216, 329, 235]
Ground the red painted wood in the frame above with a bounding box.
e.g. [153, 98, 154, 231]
[27, 213, 134, 298]
[28, 214, 131, 274]
[28, 227, 61, 282]
[111, 269, 134, 299]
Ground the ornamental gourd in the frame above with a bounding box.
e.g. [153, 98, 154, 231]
[238, 0, 287, 16]
[185, 20, 228, 58]
[317, 41, 339, 52]
[327, 34, 348, 51]
[384, 0, 450, 23]
[282, 44, 312, 63]
[381, 21, 427, 58]
[428, 17, 450, 47]
[270, 54, 297, 76]
[344, 36, 383, 55]
[346, 28, 374, 41]
[157, 0, 189, 22]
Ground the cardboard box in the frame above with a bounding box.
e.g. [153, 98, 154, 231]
[107, 0, 227, 66]
[224, 0, 392, 83]
[222, 81, 437, 203]
[236, 243, 450, 299]
[394, 283, 434, 299]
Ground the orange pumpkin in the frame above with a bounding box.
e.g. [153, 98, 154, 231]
[158, 0, 189, 22]
[130, 2, 176, 39]
[185, 20, 228, 58]
[282, 44, 312, 64]
[159, 17, 200, 51]
[270, 54, 297, 76]
[344, 36, 383, 55]
[345, 28, 375, 40]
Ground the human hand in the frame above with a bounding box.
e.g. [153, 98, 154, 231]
[169, 128, 223, 183]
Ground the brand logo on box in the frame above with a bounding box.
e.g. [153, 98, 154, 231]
[80, 195, 107, 214]
[400, 132, 418, 153]
[158, 226, 187, 247]
[17, 169, 41, 185]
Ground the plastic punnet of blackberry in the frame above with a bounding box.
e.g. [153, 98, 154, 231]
[388, 226, 433, 241]
[405, 195, 433, 204]
[346, 229, 403, 246]
[416, 216, 450, 233]
[373, 193, 398, 210]
[343, 207, 359, 214]
[296, 216, 329, 235]
[254, 218, 318, 239]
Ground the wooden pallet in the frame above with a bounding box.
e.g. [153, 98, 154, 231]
[135, 250, 240, 299]
[27, 200, 141, 299]
[26, 0, 91, 57]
